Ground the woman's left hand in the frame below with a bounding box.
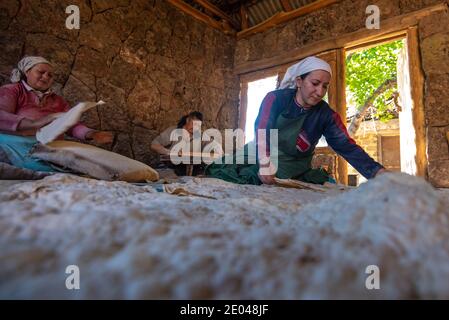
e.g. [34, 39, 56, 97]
[86, 131, 114, 144]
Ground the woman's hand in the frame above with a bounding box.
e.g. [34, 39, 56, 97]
[258, 173, 276, 185]
[85, 130, 114, 144]
[17, 113, 63, 131]
[258, 160, 277, 185]
[151, 143, 171, 156]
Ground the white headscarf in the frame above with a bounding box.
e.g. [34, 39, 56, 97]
[279, 56, 332, 89]
[10, 56, 52, 83]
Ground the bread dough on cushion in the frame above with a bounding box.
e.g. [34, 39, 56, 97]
[30, 140, 159, 182]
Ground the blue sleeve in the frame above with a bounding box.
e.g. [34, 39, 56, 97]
[323, 110, 384, 179]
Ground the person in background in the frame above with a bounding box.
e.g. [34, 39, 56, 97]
[151, 111, 220, 176]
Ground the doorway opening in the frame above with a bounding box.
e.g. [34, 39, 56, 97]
[345, 37, 415, 185]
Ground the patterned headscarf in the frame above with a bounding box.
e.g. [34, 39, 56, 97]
[279, 56, 332, 89]
[10, 56, 52, 83]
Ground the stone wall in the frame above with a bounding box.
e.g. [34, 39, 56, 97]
[0, 0, 240, 166]
[235, 0, 449, 187]
[419, 10, 449, 187]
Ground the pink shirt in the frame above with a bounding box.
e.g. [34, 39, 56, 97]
[0, 81, 93, 140]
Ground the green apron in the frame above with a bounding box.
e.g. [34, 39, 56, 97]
[206, 105, 330, 185]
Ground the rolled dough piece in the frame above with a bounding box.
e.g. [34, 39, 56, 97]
[30, 140, 159, 182]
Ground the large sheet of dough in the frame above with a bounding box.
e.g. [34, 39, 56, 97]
[1, 173, 449, 299]
[36, 101, 105, 144]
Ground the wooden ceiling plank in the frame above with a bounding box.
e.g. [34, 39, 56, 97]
[237, 0, 341, 39]
[193, 0, 240, 30]
[240, 5, 249, 30]
[167, 0, 226, 33]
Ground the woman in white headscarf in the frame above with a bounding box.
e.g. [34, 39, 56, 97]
[0, 56, 113, 172]
[206, 56, 385, 185]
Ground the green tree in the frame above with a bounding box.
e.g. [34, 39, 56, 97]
[346, 40, 404, 136]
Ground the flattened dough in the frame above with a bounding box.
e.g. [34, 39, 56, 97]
[36, 101, 105, 144]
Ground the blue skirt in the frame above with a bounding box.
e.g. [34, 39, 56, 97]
[0, 133, 58, 172]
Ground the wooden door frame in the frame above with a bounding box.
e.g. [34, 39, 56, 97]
[345, 28, 427, 178]
[405, 27, 427, 178]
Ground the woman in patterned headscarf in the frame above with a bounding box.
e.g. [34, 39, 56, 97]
[0, 56, 113, 172]
[206, 56, 386, 185]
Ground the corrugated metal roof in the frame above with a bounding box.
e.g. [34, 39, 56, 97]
[247, 0, 284, 26]
[179, 0, 326, 30]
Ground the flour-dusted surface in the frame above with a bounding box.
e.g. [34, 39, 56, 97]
[0, 173, 448, 299]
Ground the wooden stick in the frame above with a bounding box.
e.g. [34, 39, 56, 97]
[274, 178, 327, 192]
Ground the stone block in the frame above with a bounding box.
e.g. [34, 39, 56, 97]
[428, 159, 449, 187]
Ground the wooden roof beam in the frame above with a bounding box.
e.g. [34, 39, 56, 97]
[240, 5, 249, 30]
[237, 0, 341, 39]
[167, 0, 230, 34]
[192, 0, 240, 30]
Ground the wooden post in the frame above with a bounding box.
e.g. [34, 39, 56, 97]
[406, 27, 427, 178]
[240, 5, 249, 30]
[239, 81, 248, 132]
[336, 48, 348, 185]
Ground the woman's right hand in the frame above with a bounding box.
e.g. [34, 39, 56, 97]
[18, 113, 63, 131]
[258, 173, 276, 185]
[258, 160, 277, 185]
